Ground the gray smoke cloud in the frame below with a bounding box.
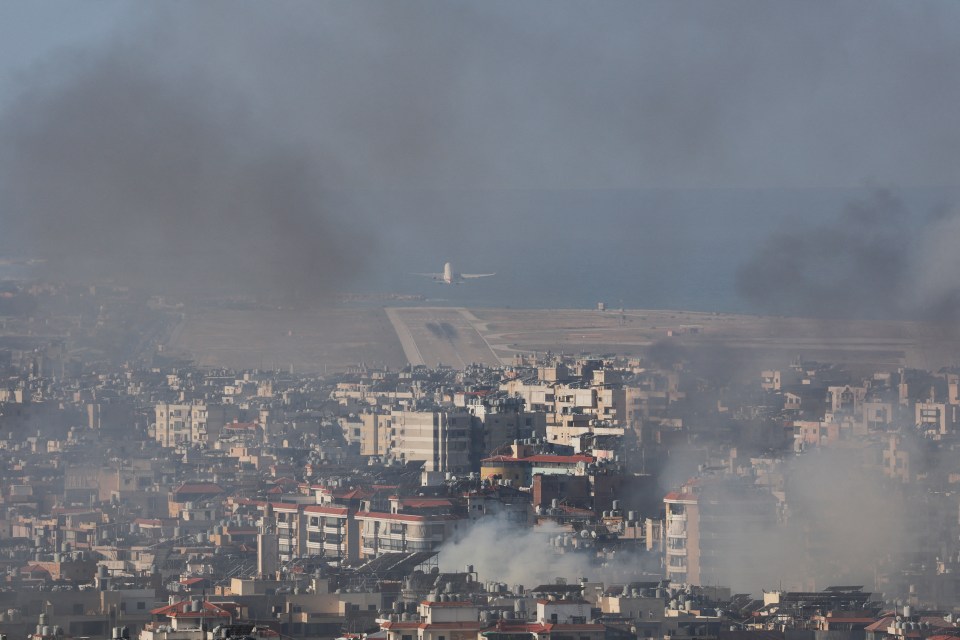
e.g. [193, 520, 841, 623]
[439, 514, 661, 587]
[3, 2, 960, 300]
[666, 448, 919, 596]
[0, 19, 363, 300]
[736, 191, 960, 322]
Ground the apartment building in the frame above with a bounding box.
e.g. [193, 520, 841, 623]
[154, 402, 238, 448]
[388, 410, 472, 473]
[303, 504, 359, 565]
[355, 511, 462, 558]
[664, 477, 779, 587]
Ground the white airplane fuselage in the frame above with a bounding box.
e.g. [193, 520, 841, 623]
[415, 262, 494, 284]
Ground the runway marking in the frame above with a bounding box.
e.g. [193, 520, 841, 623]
[384, 307, 425, 366]
[385, 307, 501, 368]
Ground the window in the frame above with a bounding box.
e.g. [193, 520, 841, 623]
[137, 602, 145, 610]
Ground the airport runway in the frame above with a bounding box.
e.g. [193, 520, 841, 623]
[164, 304, 960, 373]
[385, 307, 503, 368]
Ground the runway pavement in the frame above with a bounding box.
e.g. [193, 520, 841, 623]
[384, 307, 502, 368]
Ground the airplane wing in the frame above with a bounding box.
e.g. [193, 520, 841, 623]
[412, 272, 444, 279]
[461, 273, 496, 279]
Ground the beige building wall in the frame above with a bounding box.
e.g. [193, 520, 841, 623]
[664, 492, 700, 585]
[360, 413, 391, 457]
[388, 410, 471, 473]
[154, 402, 237, 448]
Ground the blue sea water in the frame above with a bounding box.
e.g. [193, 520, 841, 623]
[352, 187, 960, 314]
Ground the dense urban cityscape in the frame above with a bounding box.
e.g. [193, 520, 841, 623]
[3, 2, 960, 640]
[0, 283, 958, 640]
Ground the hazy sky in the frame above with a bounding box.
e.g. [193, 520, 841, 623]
[2, 2, 960, 311]
[3, 1, 960, 190]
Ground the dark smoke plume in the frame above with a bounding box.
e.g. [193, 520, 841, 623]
[0, 15, 363, 301]
[3, 2, 960, 303]
[736, 191, 960, 323]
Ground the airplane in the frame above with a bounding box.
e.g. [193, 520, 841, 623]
[414, 262, 496, 284]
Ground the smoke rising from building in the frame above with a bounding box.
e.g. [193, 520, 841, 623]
[664, 448, 919, 595]
[439, 514, 660, 587]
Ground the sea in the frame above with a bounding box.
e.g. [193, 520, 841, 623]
[3, 186, 958, 316]
[355, 186, 960, 315]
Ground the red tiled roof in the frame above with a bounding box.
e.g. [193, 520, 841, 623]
[664, 491, 698, 502]
[21, 564, 51, 575]
[864, 617, 893, 632]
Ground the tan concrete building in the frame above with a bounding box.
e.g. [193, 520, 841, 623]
[387, 410, 472, 473]
[154, 402, 238, 448]
[916, 401, 958, 436]
[664, 477, 780, 587]
[355, 511, 463, 557]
